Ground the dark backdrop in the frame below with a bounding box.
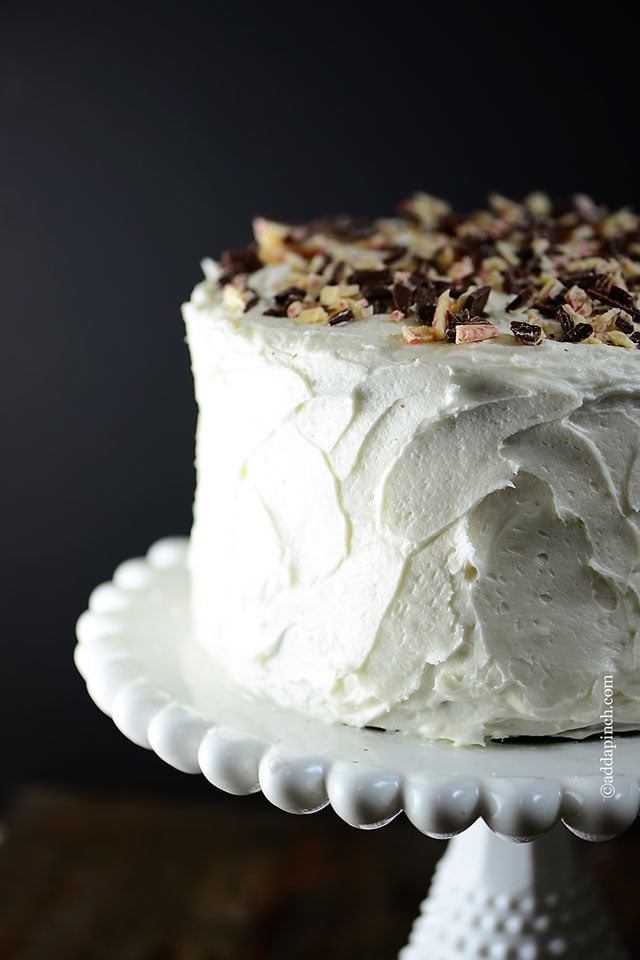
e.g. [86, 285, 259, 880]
[2, 1, 638, 803]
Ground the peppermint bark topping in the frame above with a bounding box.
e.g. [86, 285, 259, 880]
[215, 193, 640, 349]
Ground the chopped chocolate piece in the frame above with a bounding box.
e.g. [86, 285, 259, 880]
[416, 302, 436, 324]
[450, 275, 475, 298]
[453, 308, 489, 326]
[303, 214, 376, 242]
[560, 269, 599, 289]
[408, 258, 431, 281]
[350, 268, 393, 286]
[361, 283, 392, 303]
[506, 287, 533, 312]
[274, 286, 306, 304]
[562, 322, 593, 343]
[221, 245, 262, 276]
[557, 306, 574, 336]
[383, 245, 407, 265]
[328, 261, 347, 284]
[243, 293, 259, 312]
[615, 315, 635, 334]
[445, 310, 458, 332]
[240, 189, 640, 350]
[587, 286, 640, 318]
[436, 211, 466, 235]
[325, 215, 376, 241]
[534, 300, 565, 319]
[464, 285, 491, 317]
[313, 251, 332, 273]
[392, 282, 412, 314]
[328, 307, 355, 325]
[510, 320, 543, 345]
[501, 270, 519, 295]
[412, 284, 438, 306]
[607, 285, 634, 308]
[549, 287, 567, 306]
[442, 309, 492, 341]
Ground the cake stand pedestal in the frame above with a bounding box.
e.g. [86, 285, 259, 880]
[75, 538, 640, 960]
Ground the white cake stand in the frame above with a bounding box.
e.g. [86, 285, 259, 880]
[74, 538, 640, 959]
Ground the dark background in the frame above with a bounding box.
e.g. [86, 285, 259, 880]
[2, 1, 639, 804]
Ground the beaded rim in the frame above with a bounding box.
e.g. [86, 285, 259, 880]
[75, 538, 640, 842]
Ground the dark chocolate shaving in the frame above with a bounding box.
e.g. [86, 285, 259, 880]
[534, 300, 565, 319]
[324, 215, 376, 241]
[312, 252, 332, 273]
[361, 283, 392, 303]
[587, 286, 640, 319]
[416, 302, 436, 324]
[436, 211, 466, 235]
[510, 320, 543, 345]
[412, 284, 438, 307]
[328, 261, 347, 284]
[607, 285, 634, 308]
[328, 308, 354, 326]
[557, 307, 574, 336]
[274, 286, 306, 304]
[464, 285, 491, 317]
[562, 322, 593, 343]
[615, 315, 635, 334]
[383, 245, 407, 265]
[232, 190, 640, 350]
[349, 268, 393, 286]
[243, 293, 259, 313]
[450, 275, 475, 298]
[221, 245, 262, 276]
[392, 282, 412, 314]
[560, 269, 599, 289]
[303, 215, 376, 242]
[267, 285, 307, 316]
[506, 288, 533, 312]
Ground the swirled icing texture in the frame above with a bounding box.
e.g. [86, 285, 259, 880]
[183, 265, 640, 745]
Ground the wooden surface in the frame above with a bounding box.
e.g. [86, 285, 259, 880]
[0, 786, 638, 959]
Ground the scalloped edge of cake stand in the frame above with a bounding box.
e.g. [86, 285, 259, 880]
[74, 537, 640, 843]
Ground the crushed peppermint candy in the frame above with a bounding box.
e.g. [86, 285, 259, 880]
[213, 192, 640, 349]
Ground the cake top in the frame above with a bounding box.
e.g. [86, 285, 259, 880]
[208, 192, 640, 351]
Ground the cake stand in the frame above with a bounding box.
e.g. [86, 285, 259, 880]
[74, 538, 640, 959]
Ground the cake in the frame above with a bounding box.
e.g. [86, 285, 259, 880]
[182, 191, 640, 746]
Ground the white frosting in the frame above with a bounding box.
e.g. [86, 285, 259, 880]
[182, 265, 640, 745]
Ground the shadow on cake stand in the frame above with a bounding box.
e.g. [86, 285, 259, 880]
[74, 538, 639, 960]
